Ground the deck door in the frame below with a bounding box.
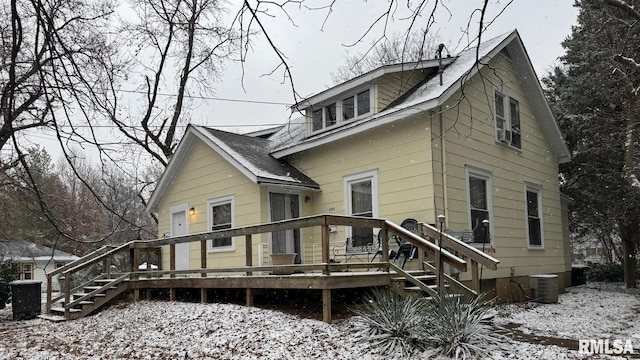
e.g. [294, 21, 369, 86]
[171, 210, 189, 270]
[269, 193, 301, 263]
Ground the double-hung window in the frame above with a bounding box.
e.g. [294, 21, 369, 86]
[344, 170, 378, 248]
[525, 183, 543, 248]
[494, 89, 521, 149]
[208, 196, 234, 251]
[467, 167, 492, 244]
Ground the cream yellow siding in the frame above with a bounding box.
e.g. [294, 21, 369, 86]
[287, 115, 436, 260]
[431, 53, 566, 279]
[375, 69, 430, 111]
[156, 139, 265, 270]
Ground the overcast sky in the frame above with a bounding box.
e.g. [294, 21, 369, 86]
[192, 0, 578, 133]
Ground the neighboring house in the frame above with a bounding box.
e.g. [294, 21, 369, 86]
[0, 238, 79, 292]
[572, 236, 612, 265]
[147, 30, 572, 301]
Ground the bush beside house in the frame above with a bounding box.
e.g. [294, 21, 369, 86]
[0, 259, 20, 309]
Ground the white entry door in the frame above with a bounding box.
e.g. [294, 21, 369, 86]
[171, 210, 189, 270]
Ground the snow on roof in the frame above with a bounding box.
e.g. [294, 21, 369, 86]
[196, 126, 319, 189]
[0, 239, 78, 261]
[268, 32, 513, 156]
[397, 33, 509, 108]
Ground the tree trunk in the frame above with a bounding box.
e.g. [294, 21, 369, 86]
[623, 239, 637, 288]
[613, 63, 639, 288]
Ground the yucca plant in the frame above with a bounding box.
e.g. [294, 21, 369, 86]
[350, 288, 430, 357]
[352, 289, 504, 359]
[420, 292, 504, 359]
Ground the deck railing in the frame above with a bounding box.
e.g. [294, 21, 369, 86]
[46, 214, 497, 320]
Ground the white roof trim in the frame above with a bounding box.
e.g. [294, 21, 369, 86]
[146, 128, 197, 214]
[294, 58, 454, 111]
[146, 126, 260, 214]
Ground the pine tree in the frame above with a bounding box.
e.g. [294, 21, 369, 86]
[545, 0, 640, 287]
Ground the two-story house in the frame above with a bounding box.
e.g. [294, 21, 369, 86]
[147, 30, 572, 301]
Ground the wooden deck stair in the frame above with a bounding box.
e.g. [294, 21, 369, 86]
[49, 277, 129, 320]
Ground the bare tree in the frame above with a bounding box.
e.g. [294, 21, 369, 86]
[331, 31, 444, 84]
[101, 0, 238, 167]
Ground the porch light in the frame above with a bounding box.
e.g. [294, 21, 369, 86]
[189, 207, 196, 216]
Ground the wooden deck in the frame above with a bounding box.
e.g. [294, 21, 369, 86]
[45, 215, 500, 323]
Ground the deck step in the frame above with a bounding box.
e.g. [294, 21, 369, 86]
[38, 314, 67, 322]
[392, 274, 436, 282]
[73, 292, 107, 297]
[50, 307, 81, 313]
[84, 286, 117, 291]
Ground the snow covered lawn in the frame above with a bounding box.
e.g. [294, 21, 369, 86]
[0, 282, 638, 359]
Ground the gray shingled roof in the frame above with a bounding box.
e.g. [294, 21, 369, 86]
[0, 239, 78, 261]
[198, 127, 320, 189]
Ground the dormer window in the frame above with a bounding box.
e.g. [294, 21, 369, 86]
[494, 89, 521, 149]
[309, 88, 372, 135]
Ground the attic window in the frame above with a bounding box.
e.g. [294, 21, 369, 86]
[309, 87, 372, 135]
[494, 89, 521, 149]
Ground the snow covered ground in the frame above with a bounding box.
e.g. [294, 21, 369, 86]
[0, 282, 638, 359]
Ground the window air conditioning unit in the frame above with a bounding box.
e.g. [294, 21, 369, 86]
[497, 129, 512, 143]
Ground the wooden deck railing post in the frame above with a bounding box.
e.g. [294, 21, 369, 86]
[146, 248, 152, 279]
[169, 242, 176, 301]
[170, 244, 176, 278]
[435, 246, 443, 296]
[471, 259, 480, 293]
[46, 275, 52, 314]
[64, 274, 70, 319]
[321, 224, 330, 275]
[200, 240, 207, 278]
[245, 235, 253, 276]
[381, 225, 389, 270]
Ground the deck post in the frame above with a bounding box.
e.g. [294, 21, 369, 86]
[146, 248, 152, 278]
[322, 288, 332, 323]
[64, 274, 70, 319]
[245, 235, 253, 276]
[470, 259, 480, 293]
[246, 288, 253, 307]
[201, 240, 207, 278]
[170, 244, 176, 278]
[321, 224, 330, 275]
[434, 245, 443, 295]
[201, 288, 207, 303]
[170, 288, 176, 301]
[130, 246, 140, 280]
[381, 225, 389, 265]
[46, 275, 52, 314]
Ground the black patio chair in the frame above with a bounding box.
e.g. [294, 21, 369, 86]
[392, 218, 419, 268]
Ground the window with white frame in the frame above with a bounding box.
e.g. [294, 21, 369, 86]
[467, 167, 492, 244]
[309, 88, 372, 134]
[208, 196, 234, 251]
[344, 170, 378, 248]
[525, 183, 543, 247]
[494, 89, 521, 149]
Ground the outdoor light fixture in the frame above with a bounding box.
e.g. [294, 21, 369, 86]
[189, 207, 195, 216]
